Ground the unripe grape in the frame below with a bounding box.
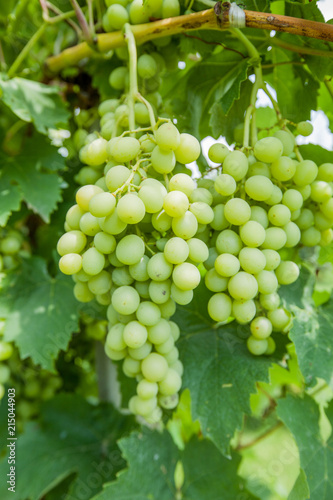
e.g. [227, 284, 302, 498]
[172, 211, 198, 239]
[215, 253, 240, 277]
[109, 137, 141, 163]
[247, 336, 268, 356]
[117, 194, 146, 224]
[171, 284, 193, 305]
[174, 133, 200, 164]
[106, 4, 129, 29]
[59, 253, 82, 275]
[245, 175, 274, 201]
[103, 210, 127, 234]
[317, 163, 333, 182]
[268, 204, 291, 227]
[79, 213, 100, 236]
[208, 293, 232, 322]
[169, 173, 195, 197]
[141, 353, 169, 382]
[159, 368, 182, 396]
[76, 185, 103, 212]
[57, 231, 87, 256]
[137, 379, 159, 399]
[239, 221, 266, 247]
[164, 237, 189, 264]
[310, 181, 332, 203]
[222, 150, 248, 181]
[232, 299, 256, 324]
[275, 261, 300, 285]
[250, 317, 272, 339]
[73, 282, 94, 302]
[267, 308, 291, 332]
[292, 160, 318, 187]
[259, 292, 280, 311]
[239, 247, 266, 274]
[89, 192, 116, 217]
[255, 270, 278, 294]
[109, 67, 128, 90]
[296, 121, 313, 136]
[172, 262, 201, 290]
[254, 137, 283, 163]
[162, 0, 180, 18]
[224, 198, 251, 226]
[123, 321, 148, 349]
[271, 156, 296, 181]
[228, 272, 258, 301]
[138, 54, 158, 79]
[247, 161, 271, 178]
[250, 206, 269, 228]
[214, 174, 236, 196]
[216, 229, 242, 255]
[283, 222, 301, 248]
[273, 130, 295, 156]
[208, 143, 229, 163]
[187, 238, 209, 262]
[301, 227, 321, 246]
[163, 191, 189, 217]
[190, 188, 213, 205]
[112, 286, 140, 315]
[205, 269, 229, 292]
[282, 189, 304, 211]
[155, 122, 180, 151]
[151, 146, 176, 174]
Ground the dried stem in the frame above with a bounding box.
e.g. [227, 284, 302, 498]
[46, 7, 333, 72]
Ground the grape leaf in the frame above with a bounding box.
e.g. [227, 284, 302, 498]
[174, 283, 274, 454]
[299, 144, 333, 165]
[0, 394, 132, 500]
[0, 74, 70, 134]
[288, 469, 310, 500]
[0, 136, 66, 224]
[0, 257, 81, 371]
[277, 394, 333, 500]
[93, 429, 256, 500]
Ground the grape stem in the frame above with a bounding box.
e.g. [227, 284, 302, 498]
[112, 158, 148, 196]
[7, 23, 47, 78]
[124, 23, 138, 134]
[136, 93, 157, 131]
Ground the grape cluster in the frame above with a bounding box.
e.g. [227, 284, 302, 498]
[203, 129, 333, 355]
[0, 228, 26, 271]
[58, 118, 208, 421]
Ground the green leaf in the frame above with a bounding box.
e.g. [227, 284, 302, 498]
[93, 430, 255, 500]
[0, 136, 66, 224]
[299, 144, 333, 165]
[174, 283, 274, 454]
[277, 394, 333, 500]
[288, 469, 310, 500]
[0, 75, 70, 134]
[0, 394, 132, 500]
[235, 0, 269, 10]
[0, 257, 81, 371]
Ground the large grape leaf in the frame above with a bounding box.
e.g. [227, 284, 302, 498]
[93, 430, 256, 500]
[277, 394, 333, 500]
[174, 283, 274, 454]
[0, 257, 81, 371]
[299, 144, 333, 165]
[0, 75, 70, 134]
[0, 394, 133, 500]
[0, 136, 66, 225]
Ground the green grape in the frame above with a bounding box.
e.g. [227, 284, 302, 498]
[228, 272, 258, 301]
[190, 188, 213, 206]
[112, 267, 134, 286]
[208, 143, 229, 163]
[116, 194, 146, 224]
[66, 205, 85, 230]
[296, 121, 313, 136]
[245, 175, 274, 201]
[239, 221, 266, 247]
[109, 66, 128, 90]
[158, 368, 181, 396]
[311, 181, 332, 203]
[250, 316, 272, 340]
[106, 323, 127, 351]
[222, 150, 248, 181]
[155, 122, 180, 151]
[216, 229, 242, 255]
[75, 167, 101, 186]
[314, 211, 333, 231]
[112, 285, 140, 314]
[255, 270, 278, 294]
[170, 360, 183, 376]
[189, 202, 214, 225]
[254, 137, 283, 163]
[317, 163, 333, 182]
[109, 137, 140, 163]
[57, 230, 87, 256]
[129, 256, 149, 281]
[267, 308, 291, 332]
[59, 253, 82, 275]
[239, 247, 266, 274]
[0, 342, 13, 361]
[81, 248, 105, 275]
[271, 156, 297, 182]
[297, 185, 311, 201]
[247, 161, 271, 178]
[129, 0, 150, 24]
[273, 130, 295, 156]
[80, 138, 108, 166]
[73, 129, 88, 151]
[295, 209, 314, 230]
[172, 262, 201, 290]
[73, 281, 95, 302]
[135, 281, 150, 299]
[137, 379, 159, 399]
[151, 146, 176, 174]
[247, 336, 268, 356]
[265, 185, 283, 206]
[207, 293, 232, 322]
[261, 249, 280, 271]
[163, 191, 189, 217]
[187, 238, 209, 262]
[204, 247, 219, 270]
[172, 211, 198, 239]
[320, 229, 333, 246]
[275, 261, 299, 285]
[98, 98, 120, 116]
[250, 206, 269, 228]
[170, 284, 193, 305]
[159, 393, 179, 409]
[105, 165, 131, 192]
[149, 280, 171, 304]
[140, 134, 156, 153]
[224, 198, 251, 226]
[123, 356, 142, 377]
[164, 237, 189, 264]
[141, 353, 169, 382]
[283, 222, 301, 247]
[134, 103, 150, 125]
[169, 173, 195, 197]
[215, 253, 240, 277]
[155, 335, 175, 354]
[232, 299, 256, 324]
[169, 321, 180, 341]
[174, 133, 200, 164]
[292, 160, 318, 187]
[138, 185, 164, 213]
[108, 251, 124, 268]
[130, 395, 158, 416]
[94, 232, 116, 254]
[282, 189, 304, 212]
[138, 54, 158, 79]
[301, 226, 321, 246]
[259, 292, 280, 311]
[136, 301, 161, 326]
[147, 253, 173, 281]
[320, 198, 333, 219]
[89, 192, 116, 217]
[79, 213, 100, 236]
[148, 318, 171, 344]
[88, 270, 112, 295]
[115, 234, 145, 266]
[262, 227, 287, 250]
[268, 204, 291, 227]
[0, 235, 21, 254]
[214, 174, 236, 197]
[162, 0, 180, 17]
[204, 269, 228, 292]
[123, 321, 148, 349]
[76, 185, 104, 212]
[210, 204, 229, 231]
